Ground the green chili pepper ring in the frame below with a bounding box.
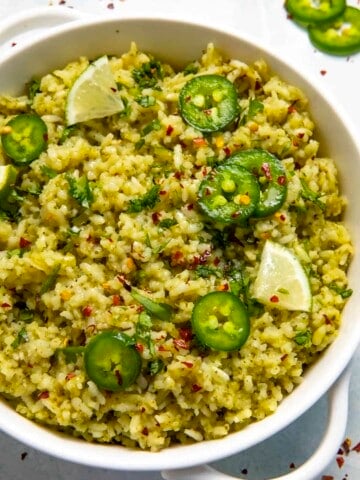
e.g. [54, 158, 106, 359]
[191, 291, 250, 351]
[285, 0, 346, 25]
[1, 114, 48, 165]
[228, 149, 287, 217]
[179, 74, 239, 132]
[198, 163, 260, 224]
[84, 331, 142, 391]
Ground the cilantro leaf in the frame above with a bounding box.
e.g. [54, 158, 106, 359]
[300, 179, 326, 211]
[294, 329, 312, 347]
[127, 185, 160, 213]
[11, 327, 29, 348]
[132, 60, 163, 89]
[40, 264, 61, 294]
[247, 98, 264, 119]
[66, 174, 94, 208]
[135, 311, 155, 356]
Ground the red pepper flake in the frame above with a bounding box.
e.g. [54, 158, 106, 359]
[321, 476, 334, 480]
[174, 171, 182, 180]
[11, 42, 17, 47]
[191, 384, 202, 392]
[279, 214, 286, 221]
[277, 175, 286, 185]
[223, 146, 231, 157]
[65, 372, 76, 381]
[261, 162, 272, 180]
[173, 338, 190, 351]
[140, 406, 146, 413]
[1, 303, 11, 308]
[19, 237, 31, 248]
[281, 354, 288, 361]
[82, 305, 93, 317]
[179, 327, 193, 341]
[152, 212, 161, 224]
[20, 452, 28, 461]
[297, 132, 305, 139]
[117, 274, 132, 292]
[112, 294, 122, 306]
[352, 441, 360, 452]
[38, 391, 49, 400]
[135, 343, 144, 353]
[336, 456, 345, 468]
[270, 295, 279, 303]
[187, 203, 194, 211]
[158, 345, 169, 352]
[141, 427, 149, 436]
[287, 104, 297, 114]
[289, 462, 295, 469]
[241, 468, 248, 475]
[107, 3, 114, 9]
[255, 80, 262, 90]
[320, 70, 327, 76]
[166, 125, 174, 136]
[292, 138, 299, 147]
[159, 190, 167, 195]
[181, 361, 193, 368]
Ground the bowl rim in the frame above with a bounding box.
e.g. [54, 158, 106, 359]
[0, 12, 359, 471]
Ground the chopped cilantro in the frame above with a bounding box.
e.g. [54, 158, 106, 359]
[59, 125, 77, 145]
[27, 78, 41, 102]
[183, 62, 199, 75]
[66, 174, 94, 208]
[148, 358, 164, 375]
[195, 265, 221, 278]
[136, 95, 156, 107]
[58, 346, 85, 363]
[300, 179, 326, 211]
[40, 264, 61, 294]
[294, 329, 312, 346]
[132, 60, 163, 89]
[158, 218, 177, 229]
[247, 98, 264, 120]
[11, 327, 29, 348]
[40, 165, 58, 179]
[142, 119, 162, 136]
[127, 185, 160, 213]
[135, 311, 155, 356]
[328, 283, 353, 299]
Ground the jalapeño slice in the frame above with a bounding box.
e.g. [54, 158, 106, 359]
[191, 291, 250, 351]
[84, 331, 141, 391]
[179, 74, 239, 132]
[198, 162, 260, 224]
[285, 0, 346, 25]
[308, 6, 360, 56]
[1, 114, 48, 166]
[228, 149, 287, 218]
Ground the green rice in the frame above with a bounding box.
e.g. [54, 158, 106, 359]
[0, 42, 353, 451]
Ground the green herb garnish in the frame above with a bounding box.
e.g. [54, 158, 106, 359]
[66, 174, 94, 208]
[127, 185, 160, 213]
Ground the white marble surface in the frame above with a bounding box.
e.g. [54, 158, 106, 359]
[0, 1, 359, 479]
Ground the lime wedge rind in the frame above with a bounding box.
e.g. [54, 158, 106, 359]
[252, 240, 312, 312]
[0, 164, 17, 202]
[65, 56, 124, 126]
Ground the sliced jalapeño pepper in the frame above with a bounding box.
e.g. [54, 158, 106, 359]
[179, 74, 239, 132]
[191, 291, 250, 351]
[1, 114, 48, 166]
[308, 6, 360, 56]
[227, 149, 287, 218]
[285, 0, 346, 25]
[84, 331, 141, 391]
[198, 162, 260, 224]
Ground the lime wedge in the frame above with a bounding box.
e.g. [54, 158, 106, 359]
[0, 164, 17, 202]
[252, 240, 312, 312]
[65, 56, 124, 126]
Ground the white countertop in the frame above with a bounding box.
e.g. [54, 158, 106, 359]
[0, 1, 359, 479]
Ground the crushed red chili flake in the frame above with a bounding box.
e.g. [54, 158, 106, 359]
[140, 406, 146, 413]
[289, 462, 295, 469]
[223, 146, 231, 156]
[158, 345, 169, 352]
[191, 384, 202, 392]
[159, 190, 167, 195]
[193, 137, 207, 147]
[320, 70, 327, 76]
[277, 175, 286, 185]
[173, 338, 190, 351]
[181, 361, 194, 368]
[352, 441, 360, 452]
[255, 80, 262, 90]
[19, 237, 31, 248]
[324, 314, 332, 325]
[21, 452, 28, 460]
[270, 295, 279, 303]
[261, 162, 272, 180]
[336, 456, 345, 468]
[179, 327, 193, 341]
[65, 372, 76, 381]
[297, 132, 305, 139]
[11, 42, 17, 47]
[166, 125, 174, 135]
[107, 3, 114, 9]
[187, 203, 194, 211]
[38, 391, 49, 400]
[135, 343, 144, 353]
[174, 171, 182, 180]
[82, 305, 93, 317]
[112, 294, 122, 306]
[152, 212, 161, 224]
[117, 274, 132, 292]
[281, 354, 288, 361]
[142, 427, 149, 436]
[321, 476, 334, 480]
[1, 303, 11, 308]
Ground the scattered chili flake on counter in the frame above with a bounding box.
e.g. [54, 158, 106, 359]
[336, 456, 345, 468]
[352, 441, 360, 452]
[20, 452, 28, 460]
[320, 70, 327, 76]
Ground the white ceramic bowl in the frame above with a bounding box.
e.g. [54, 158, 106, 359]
[0, 9, 359, 480]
